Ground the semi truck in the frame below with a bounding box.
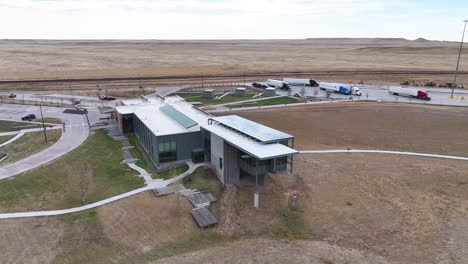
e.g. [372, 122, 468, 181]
[283, 78, 319, 87]
[319, 82, 362, 96]
[388, 87, 431, 101]
[267, 79, 290, 90]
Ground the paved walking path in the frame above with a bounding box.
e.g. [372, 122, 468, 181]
[0, 126, 61, 137]
[0, 161, 207, 219]
[1, 148, 464, 219]
[0, 104, 94, 179]
[0, 186, 153, 219]
[127, 162, 154, 185]
[0, 131, 24, 148]
[299, 149, 468, 161]
[165, 161, 208, 185]
[0, 126, 62, 148]
[0, 120, 88, 180]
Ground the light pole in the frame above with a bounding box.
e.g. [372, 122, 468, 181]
[451, 19, 468, 99]
[39, 105, 48, 144]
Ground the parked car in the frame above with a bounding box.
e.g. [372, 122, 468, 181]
[21, 114, 36, 121]
[8, 94, 16, 98]
[252, 82, 267, 89]
[98, 95, 116, 101]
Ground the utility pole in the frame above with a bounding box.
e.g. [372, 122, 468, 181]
[201, 74, 204, 89]
[452, 19, 468, 99]
[243, 72, 246, 87]
[39, 105, 48, 143]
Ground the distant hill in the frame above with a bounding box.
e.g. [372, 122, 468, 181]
[413, 37, 430, 42]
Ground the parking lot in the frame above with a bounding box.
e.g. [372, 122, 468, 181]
[282, 84, 468, 107]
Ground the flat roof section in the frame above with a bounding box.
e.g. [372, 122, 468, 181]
[211, 115, 293, 143]
[160, 104, 198, 129]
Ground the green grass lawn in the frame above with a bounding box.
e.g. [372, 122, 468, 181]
[0, 129, 145, 213]
[0, 129, 62, 166]
[155, 164, 189, 180]
[0, 120, 44, 132]
[0, 135, 15, 145]
[34, 117, 62, 124]
[170, 92, 257, 106]
[230, 96, 300, 108]
[128, 135, 154, 174]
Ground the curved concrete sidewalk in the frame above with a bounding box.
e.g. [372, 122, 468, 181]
[127, 162, 154, 185]
[0, 126, 62, 148]
[299, 150, 468, 161]
[0, 186, 152, 219]
[0, 131, 24, 148]
[0, 161, 208, 219]
[0, 118, 89, 180]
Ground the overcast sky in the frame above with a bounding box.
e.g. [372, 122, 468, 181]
[1, 0, 467, 40]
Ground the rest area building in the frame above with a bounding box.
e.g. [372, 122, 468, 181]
[115, 96, 297, 186]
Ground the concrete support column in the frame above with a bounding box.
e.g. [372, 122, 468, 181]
[254, 191, 259, 208]
[254, 159, 259, 209]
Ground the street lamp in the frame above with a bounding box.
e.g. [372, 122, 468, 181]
[451, 19, 468, 99]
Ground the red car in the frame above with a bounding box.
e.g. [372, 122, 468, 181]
[21, 114, 36, 121]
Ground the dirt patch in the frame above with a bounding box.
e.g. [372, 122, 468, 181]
[234, 103, 468, 156]
[97, 191, 198, 255]
[0, 39, 467, 87]
[214, 186, 240, 236]
[294, 153, 468, 264]
[152, 238, 393, 264]
[0, 217, 63, 264]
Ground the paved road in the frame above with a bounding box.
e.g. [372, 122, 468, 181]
[0, 93, 119, 108]
[284, 85, 468, 107]
[3, 82, 468, 108]
[0, 104, 95, 179]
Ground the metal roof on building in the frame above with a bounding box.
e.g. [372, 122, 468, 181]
[211, 115, 293, 143]
[115, 95, 297, 160]
[160, 104, 198, 129]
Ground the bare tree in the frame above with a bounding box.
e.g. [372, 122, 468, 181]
[299, 87, 306, 98]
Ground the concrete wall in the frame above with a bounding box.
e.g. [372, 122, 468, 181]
[210, 133, 225, 184]
[224, 142, 240, 185]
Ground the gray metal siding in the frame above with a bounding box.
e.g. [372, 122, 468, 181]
[223, 142, 240, 185]
[133, 115, 159, 165]
[173, 131, 203, 161]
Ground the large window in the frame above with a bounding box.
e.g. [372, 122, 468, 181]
[274, 156, 288, 172]
[159, 137, 177, 163]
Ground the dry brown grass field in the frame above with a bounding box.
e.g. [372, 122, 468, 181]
[234, 103, 468, 156]
[1, 38, 467, 86]
[1, 103, 467, 263]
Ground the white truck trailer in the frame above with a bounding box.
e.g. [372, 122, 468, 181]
[283, 78, 318, 86]
[319, 82, 362, 96]
[388, 87, 431, 100]
[267, 79, 290, 90]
